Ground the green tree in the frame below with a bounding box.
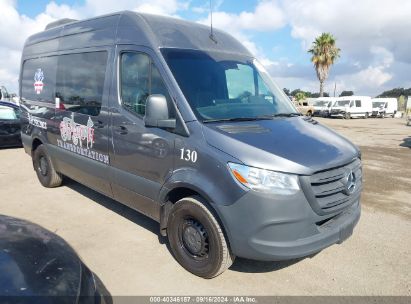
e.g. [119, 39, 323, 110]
[308, 33, 341, 97]
[295, 92, 306, 102]
[398, 95, 406, 111]
[283, 88, 290, 96]
[290, 89, 303, 96]
[377, 87, 405, 98]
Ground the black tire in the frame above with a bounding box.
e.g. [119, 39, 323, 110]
[167, 196, 234, 278]
[306, 111, 312, 117]
[33, 144, 63, 188]
[345, 112, 351, 119]
[364, 112, 369, 119]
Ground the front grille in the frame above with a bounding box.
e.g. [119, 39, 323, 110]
[300, 158, 362, 215]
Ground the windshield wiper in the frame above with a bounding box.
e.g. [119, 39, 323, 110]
[270, 113, 302, 117]
[203, 116, 274, 123]
[203, 113, 302, 123]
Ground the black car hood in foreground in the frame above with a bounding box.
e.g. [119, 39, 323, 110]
[0, 215, 94, 303]
[203, 117, 359, 175]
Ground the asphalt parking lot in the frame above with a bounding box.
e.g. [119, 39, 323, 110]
[0, 117, 410, 296]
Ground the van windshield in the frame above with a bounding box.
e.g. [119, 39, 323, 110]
[373, 102, 386, 108]
[314, 100, 329, 106]
[336, 100, 351, 107]
[161, 49, 297, 122]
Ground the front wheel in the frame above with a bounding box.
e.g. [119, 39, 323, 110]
[167, 196, 234, 278]
[33, 144, 63, 188]
[345, 112, 351, 119]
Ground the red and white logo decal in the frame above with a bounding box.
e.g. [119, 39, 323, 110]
[60, 113, 95, 149]
[34, 68, 44, 94]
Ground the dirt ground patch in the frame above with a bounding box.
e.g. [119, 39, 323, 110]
[315, 117, 411, 220]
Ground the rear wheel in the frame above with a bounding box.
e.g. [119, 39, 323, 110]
[167, 196, 234, 278]
[364, 112, 369, 119]
[33, 144, 63, 188]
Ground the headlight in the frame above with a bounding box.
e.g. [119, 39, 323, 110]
[228, 163, 300, 195]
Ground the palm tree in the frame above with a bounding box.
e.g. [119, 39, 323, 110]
[308, 33, 340, 97]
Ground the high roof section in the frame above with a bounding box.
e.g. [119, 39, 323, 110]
[23, 11, 251, 57]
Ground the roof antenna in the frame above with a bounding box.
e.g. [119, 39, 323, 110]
[209, 0, 217, 43]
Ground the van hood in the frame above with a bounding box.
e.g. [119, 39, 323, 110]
[202, 117, 359, 175]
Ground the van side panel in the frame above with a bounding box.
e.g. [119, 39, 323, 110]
[20, 33, 116, 197]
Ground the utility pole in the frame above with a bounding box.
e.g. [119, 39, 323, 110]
[333, 82, 337, 97]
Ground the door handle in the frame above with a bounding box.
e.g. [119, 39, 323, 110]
[117, 125, 128, 135]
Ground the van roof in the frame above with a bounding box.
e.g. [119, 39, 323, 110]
[23, 11, 251, 58]
[336, 96, 371, 99]
[371, 97, 397, 100]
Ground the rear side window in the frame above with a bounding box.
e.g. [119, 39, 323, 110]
[56, 52, 108, 116]
[21, 56, 57, 103]
[355, 100, 361, 107]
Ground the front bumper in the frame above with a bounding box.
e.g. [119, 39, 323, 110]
[330, 110, 346, 117]
[371, 110, 384, 117]
[214, 190, 360, 261]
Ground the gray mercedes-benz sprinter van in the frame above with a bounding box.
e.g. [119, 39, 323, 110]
[20, 11, 362, 278]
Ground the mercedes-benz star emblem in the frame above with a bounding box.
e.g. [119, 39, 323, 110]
[343, 170, 356, 195]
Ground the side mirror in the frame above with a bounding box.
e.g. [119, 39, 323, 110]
[144, 94, 176, 129]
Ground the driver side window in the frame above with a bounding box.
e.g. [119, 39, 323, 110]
[120, 52, 174, 117]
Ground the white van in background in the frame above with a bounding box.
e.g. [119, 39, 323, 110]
[312, 97, 337, 117]
[371, 98, 398, 118]
[330, 96, 373, 119]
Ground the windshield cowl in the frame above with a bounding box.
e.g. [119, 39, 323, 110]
[203, 113, 302, 123]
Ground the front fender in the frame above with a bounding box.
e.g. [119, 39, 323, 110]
[159, 166, 246, 207]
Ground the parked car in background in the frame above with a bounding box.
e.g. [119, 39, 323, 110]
[0, 214, 110, 303]
[330, 96, 372, 119]
[0, 101, 22, 148]
[312, 97, 337, 117]
[294, 100, 314, 116]
[371, 98, 398, 118]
